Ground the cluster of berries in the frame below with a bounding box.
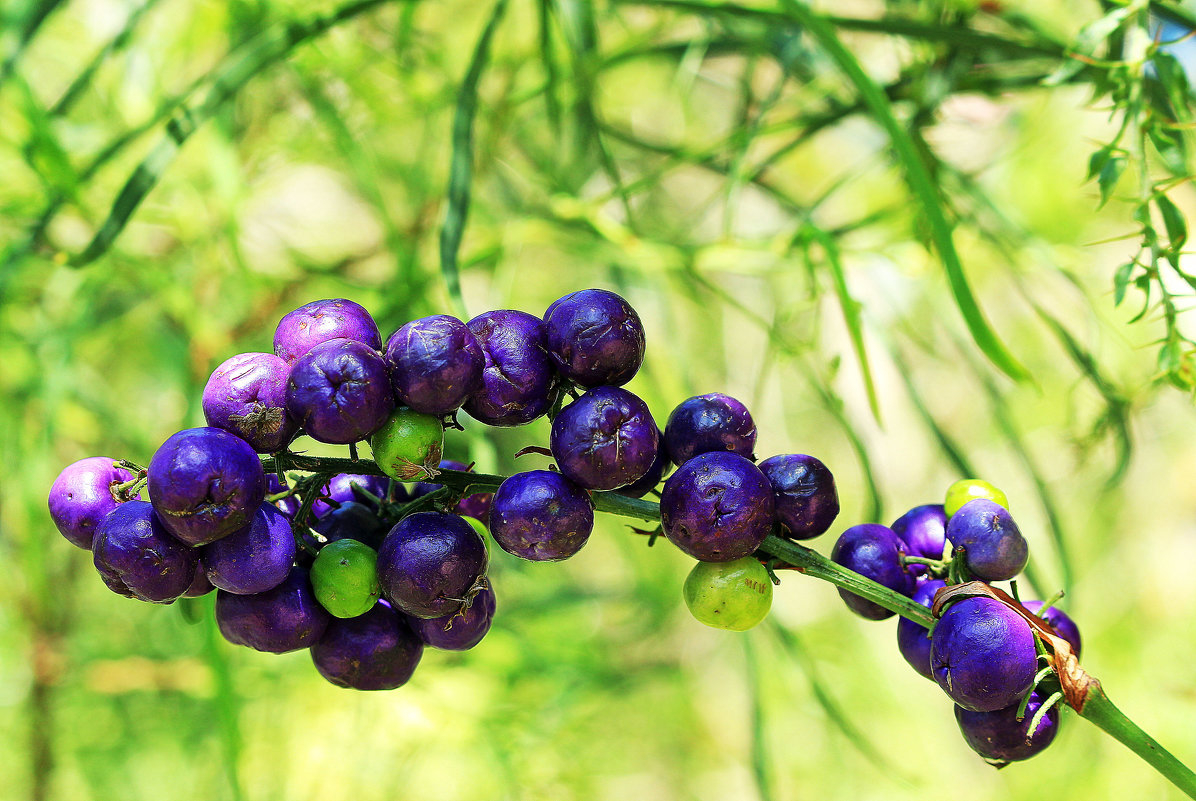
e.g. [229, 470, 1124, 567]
[831, 480, 1083, 766]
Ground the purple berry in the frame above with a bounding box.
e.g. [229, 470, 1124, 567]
[462, 310, 557, 427]
[945, 499, 1028, 581]
[215, 566, 331, 653]
[543, 288, 645, 387]
[385, 314, 485, 415]
[489, 470, 594, 561]
[202, 503, 297, 595]
[285, 338, 395, 444]
[955, 690, 1061, 763]
[202, 352, 297, 453]
[182, 567, 214, 598]
[48, 457, 137, 550]
[758, 454, 839, 540]
[664, 393, 757, 464]
[549, 386, 659, 490]
[267, 474, 301, 519]
[312, 501, 388, 550]
[376, 512, 488, 618]
[896, 578, 947, 679]
[312, 473, 393, 518]
[1022, 600, 1082, 658]
[830, 524, 917, 620]
[890, 504, 947, 573]
[92, 501, 199, 603]
[616, 427, 671, 498]
[659, 451, 774, 562]
[410, 584, 496, 650]
[931, 596, 1038, 712]
[454, 492, 493, 525]
[147, 427, 265, 546]
[273, 298, 381, 363]
[310, 601, 424, 690]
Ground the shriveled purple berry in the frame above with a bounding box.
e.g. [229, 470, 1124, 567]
[931, 596, 1038, 712]
[758, 454, 839, 540]
[956, 690, 1061, 763]
[616, 427, 671, 498]
[310, 601, 424, 690]
[543, 288, 645, 387]
[377, 512, 488, 618]
[274, 298, 381, 363]
[285, 338, 395, 444]
[489, 470, 594, 561]
[659, 451, 774, 562]
[202, 503, 296, 595]
[462, 310, 557, 427]
[385, 314, 485, 415]
[830, 524, 917, 620]
[267, 474, 301, 519]
[92, 501, 199, 603]
[202, 352, 297, 453]
[48, 457, 137, 550]
[312, 473, 393, 518]
[550, 386, 658, 490]
[945, 499, 1028, 581]
[147, 427, 265, 546]
[890, 504, 947, 574]
[410, 584, 496, 650]
[897, 578, 947, 679]
[664, 393, 757, 464]
[215, 566, 331, 653]
[1022, 600, 1082, 658]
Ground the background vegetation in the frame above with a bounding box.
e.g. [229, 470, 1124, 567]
[4, 0, 1196, 798]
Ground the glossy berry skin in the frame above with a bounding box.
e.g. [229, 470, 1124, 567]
[758, 454, 839, 540]
[312, 473, 393, 519]
[310, 601, 424, 690]
[543, 288, 645, 387]
[376, 512, 488, 618]
[202, 352, 297, 453]
[385, 315, 485, 415]
[267, 474, 300, 519]
[489, 470, 594, 561]
[830, 524, 917, 620]
[273, 298, 381, 363]
[931, 596, 1038, 712]
[956, 690, 1061, 763]
[664, 393, 757, 464]
[1023, 601, 1082, 658]
[92, 501, 200, 602]
[48, 457, 137, 550]
[147, 427, 265, 546]
[410, 584, 496, 650]
[683, 556, 773, 631]
[215, 566, 331, 653]
[945, 499, 1028, 581]
[550, 386, 659, 490]
[616, 427, 671, 498]
[462, 310, 557, 427]
[202, 503, 296, 595]
[896, 578, 947, 679]
[310, 539, 381, 619]
[286, 338, 395, 445]
[890, 504, 947, 568]
[659, 452, 774, 562]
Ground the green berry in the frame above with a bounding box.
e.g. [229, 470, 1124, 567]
[369, 407, 444, 481]
[310, 539, 381, 618]
[683, 556, 773, 631]
[944, 479, 1009, 518]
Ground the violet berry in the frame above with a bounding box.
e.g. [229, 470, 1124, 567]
[463, 310, 557, 427]
[376, 512, 488, 618]
[945, 499, 1028, 581]
[92, 501, 200, 603]
[215, 566, 331, 653]
[896, 578, 947, 679]
[543, 288, 646, 387]
[489, 470, 595, 561]
[273, 298, 381, 363]
[310, 601, 424, 690]
[664, 393, 757, 464]
[48, 457, 138, 550]
[410, 584, 496, 651]
[931, 596, 1038, 712]
[385, 314, 485, 415]
[659, 451, 774, 562]
[549, 386, 659, 490]
[955, 690, 1061, 764]
[285, 338, 395, 444]
[830, 524, 917, 620]
[758, 454, 839, 540]
[202, 352, 297, 453]
[202, 502, 297, 595]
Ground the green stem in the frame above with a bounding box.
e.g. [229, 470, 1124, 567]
[1080, 683, 1196, 799]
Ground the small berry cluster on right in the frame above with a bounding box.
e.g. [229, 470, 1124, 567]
[837, 479, 1082, 768]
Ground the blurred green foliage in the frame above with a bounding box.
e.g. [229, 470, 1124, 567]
[4, 0, 1196, 799]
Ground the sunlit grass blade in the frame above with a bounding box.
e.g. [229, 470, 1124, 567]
[743, 634, 775, 801]
[0, 0, 66, 88]
[200, 596, 245, 801]
[68, 0, 402, 268]
[440, 0, 510, 320]
[538, 0, 564, 134]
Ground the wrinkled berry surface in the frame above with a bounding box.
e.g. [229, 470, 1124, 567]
[616, 426, 671, 499]
[386, 314, 485, 415]
[286, 338, 395, 444]
[274, 298, 381, 363]
[92, 501, 199, 603]
[202, 352, 297, 453]
[410, 584, 496, 650]
[664, 393, 757, 464]
[931, 596, 1038, 712]
[897, 578, 947, 679]
[543, 288, 645, 387]
[660, 451, 774, 562]
[830, 524, 916, 620]
[955, 690, 1060, 763]
[945, 499, 1028, 581]
[758, 454, 839, 540]
[216, 566, 331, 653]
[462, 310, 557, 427]
[310, 601, 424, 690]
[147, 427, 265, 546]
[49, 456, 137, 550]
[202, 502, 296, 595]
[489, 470, 594, 561]
[890, 504, 947, 563]
[376, 512, 488, 618]
[550, 386, 658, 490]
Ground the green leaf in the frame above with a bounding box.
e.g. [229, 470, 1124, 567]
[1097, 154, 1126, 208]
[1114, 260, 1136, 306]
[1156, 193, 1188, 251]
[1148, 125, 1188, 176]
